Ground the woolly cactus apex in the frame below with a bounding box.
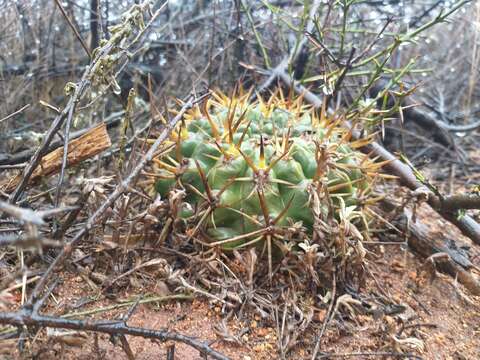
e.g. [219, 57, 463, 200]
[145, 90, 385, 272]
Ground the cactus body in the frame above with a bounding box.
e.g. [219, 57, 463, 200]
[149, 91, 380, 252]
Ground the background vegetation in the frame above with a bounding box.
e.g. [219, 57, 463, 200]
[0, 0, 479, 359]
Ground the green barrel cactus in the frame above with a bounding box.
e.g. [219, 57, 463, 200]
[147, 90, 382, 262]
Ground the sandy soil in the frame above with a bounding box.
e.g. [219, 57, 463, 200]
[3, 239, 478, 360]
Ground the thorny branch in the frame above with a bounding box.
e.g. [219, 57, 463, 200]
[0, 281, 228, 359]
[0, 311, 229, 360]
[272, 68, 480, 245]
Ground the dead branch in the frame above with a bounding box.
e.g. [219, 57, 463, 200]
[52, 189, 92, 240]
[369, 80, 454, 148]
[439, 119, 480, 132]
[0, 201, 77, 250]
[430, 194, 480, 212]
[0, 311, 229, 360]
[0, 234, 61, 249]
[311, 272, 336, 360]
[271, 68, 480, 245]
[395, 106, 454, 148]
[0, 201, 77, 226]
[53, 0, 91, 58]
[0, 104, 30, 125]
[1, 123, 111, 193]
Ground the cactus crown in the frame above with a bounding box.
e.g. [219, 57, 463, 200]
[146, 89, 384, 272]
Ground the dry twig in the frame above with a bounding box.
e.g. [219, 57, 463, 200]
[0, 308, 229, 360]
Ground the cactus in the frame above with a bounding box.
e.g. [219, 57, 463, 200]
[146, 90, 383, 271]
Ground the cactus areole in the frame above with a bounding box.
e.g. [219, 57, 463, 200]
[150, 91, 382, 254]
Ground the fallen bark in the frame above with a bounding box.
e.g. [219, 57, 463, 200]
[1, 123, 111, 193]
[0, 112, 124, 166]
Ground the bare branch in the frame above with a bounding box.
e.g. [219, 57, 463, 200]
[272, 67, 480, 245]
[0, 311, 229, 360]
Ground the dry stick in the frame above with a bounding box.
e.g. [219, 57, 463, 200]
[440, 119, 480, 132]
[0, 311, 229, 360]
[27, 93, 207, 306]
[119, 334, 136, 360]
[0, 234, 61, 248]
[167, 344, 175, 360]
[118, 299, 139, 360]
[0, 164, 26, 170]
[311, 272, 336, 360]
[431, 193, 480, 212]
[52, 189, 93, 240]
[54, 100, 77, 207]
[53, 0, 92, 58]
[64, 295, 193, 319]
[0, 201, 77, 226]
[273, 68, 480, 245]
[0, 104, 30, 124]
[0, 295, 193, 337]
